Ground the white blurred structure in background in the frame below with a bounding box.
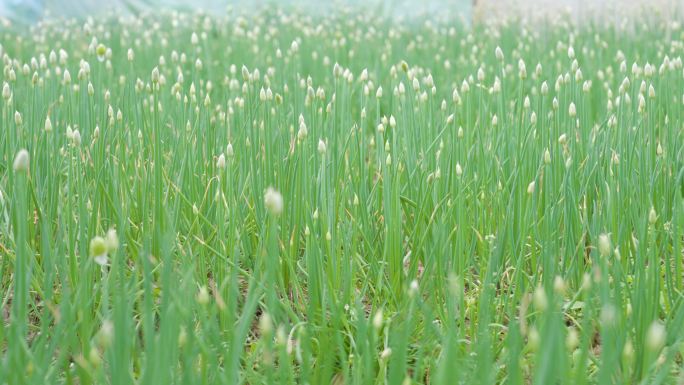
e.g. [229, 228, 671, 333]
[0, 0, 472, 24]
[0, 0, 680, 25]
[476, 0, 682, 20]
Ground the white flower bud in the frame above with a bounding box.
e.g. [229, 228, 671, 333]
[492, 77, 501, 93]
[644, 63, 653, 77]
[541, 81, 549, 95]
[518, 59, 527, 79]
[598, 233, 611, 257]
[649, 207, 657, 225]
[646, 321, 666, 352]
[477, 67, 485, 82]
[105, 228, 119, 253]
[196, 286, 210, 305]
[360, 68, 368, 82]
[495, 46, 504, 61]
[216, 153, 226, 169]
[13, 149, 29, 172]
[2, 82, 10, 100]
[582, 80, 591, 93]
[264, 187, 284, 216]
[372, 309, 383, 329]
[44, 116, 52, 132]
[405, 279, 418, 296]
[72, 130, 81, 146]
[553, 276, 566, 296]
[89, 235, 108, 265]
[297, 122, 308, 140]
[528, 327, 540, 351]
[96, 320, 114, 349]
[533, 286, 547, 311]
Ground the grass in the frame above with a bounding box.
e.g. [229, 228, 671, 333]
[0, 4, 684, 384]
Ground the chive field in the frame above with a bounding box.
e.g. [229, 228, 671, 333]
[1, 4, 684, 384]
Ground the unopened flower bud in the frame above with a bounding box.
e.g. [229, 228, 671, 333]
[598, 233, 611, 257]
[646, 321, 666, 352]
[13, 149, 29, 173]
[264, 187, 284, 216]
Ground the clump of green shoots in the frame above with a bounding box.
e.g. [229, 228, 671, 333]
[0, 3, 683, 384]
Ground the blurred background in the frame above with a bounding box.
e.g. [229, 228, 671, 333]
[0, 0, 681, 25]
[1, 0, 470, 24]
